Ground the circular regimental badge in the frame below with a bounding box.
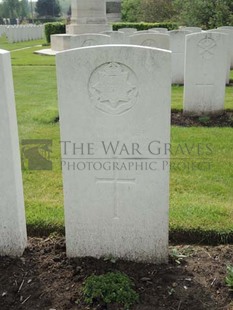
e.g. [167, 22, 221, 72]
[88, 62, 138, 115]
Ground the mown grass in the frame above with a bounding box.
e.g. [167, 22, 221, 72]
[170, 127, 233, 232]
[1, 37, 233, 240]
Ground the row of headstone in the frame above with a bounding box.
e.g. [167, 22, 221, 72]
[51, 32, 170, 50]
[3, 25, 45, 43]
[0, 25, 6, 37]
[51, 26, 232, 87]
[51, 29, 174, 51]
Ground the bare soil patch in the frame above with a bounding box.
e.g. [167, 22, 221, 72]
[171, 111, 233, 127]
[0, 237, 233, 310]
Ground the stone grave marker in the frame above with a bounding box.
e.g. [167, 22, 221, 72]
[56, 45, 171, 263]
[0, 49, 27, 256]
[184, 32, 228, 115]
[51, 34, 75, 51]
[149, 28, 168, 33]
[217, 27, 233, 69]
[118, 28, 137, 35]
[129, 33, 170, 50]
[207, 29, 232, 84]
[101, 31, 128, 44]
[70, 33, 111, 48]
[170, 29, 191, 84]
[183, 27, 202, 33]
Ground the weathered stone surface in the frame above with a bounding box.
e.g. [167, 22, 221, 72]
[56, 45, 171, 263]
[184, 32, 228, 115]
[0, 50, 27, 256]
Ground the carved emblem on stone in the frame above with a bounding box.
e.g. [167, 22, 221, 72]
[198, 36, 216, 59]
[82, 39, 97, 47]
[88, 62, 138, 115]
[142, 39, 156, 47]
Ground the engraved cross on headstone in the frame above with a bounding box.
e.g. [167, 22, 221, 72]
[96, 172, 136, 220]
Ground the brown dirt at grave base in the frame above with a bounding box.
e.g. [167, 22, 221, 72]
[171, 110, 233, 127]
[0, 237, 233, 310]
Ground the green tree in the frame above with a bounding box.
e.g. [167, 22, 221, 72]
[141, 0, 176, 22]
[121, 0, 142, 22]
[35, 0, 61, 17]
[2, 0, 20, 18]
[19, 0, 29, 18]
[174, 0, 233, 29]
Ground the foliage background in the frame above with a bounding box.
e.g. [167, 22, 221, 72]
[121, 0, 233, 28]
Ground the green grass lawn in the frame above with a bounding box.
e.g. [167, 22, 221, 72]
[1, 38, 233, 241]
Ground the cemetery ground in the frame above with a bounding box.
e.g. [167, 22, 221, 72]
[0, 37, 233, 309]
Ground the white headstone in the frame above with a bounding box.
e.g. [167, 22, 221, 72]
[170, 30, 191, 84]
[56, 45, 171, 263]
[118, 28, 137, 35]
[0, 50, 27, 256]
[149, 28, 168, 33]
[207, 29, 232, 83]
[129, 33, 170, 50]
[7, 26, 14, 43]
[51, 34, 75, 51]
[182, 27, 202, 33]
[218, 26, 233, 30]
[101, 31, 128, 44]
[217, 27, 233, 69]
[184, 33, 228, 115]
[70, 34, 111, 48]
[135, 30, 149, 34]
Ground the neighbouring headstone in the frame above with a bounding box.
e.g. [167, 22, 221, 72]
[207, 29, 232, 84]
[51, 34, 75, 51]
[149, 28, 168, 33]
[170, 30, 191, 84]
[0, 49, 27, 256]
[101, 31, 128, 44]
[129, 33, 170, 50]
[118, 28, 137, 34]
[182, 27, 202, 33]
[56, 45, 171, 263]
[217, 27, 233, 69]
[70, 33, 111, 48]
[218, 26, 233, 30]
[135, 30, 149, 34]
[184, 32, 228, 115]
[67, 0, 112, 34]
